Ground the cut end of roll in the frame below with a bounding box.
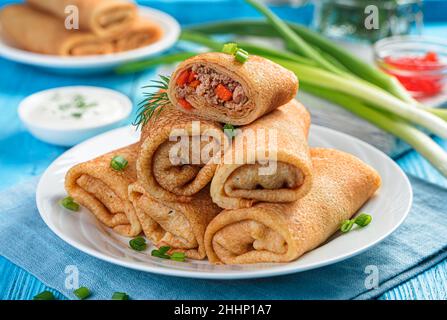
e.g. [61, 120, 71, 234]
[205, 148, 381, 265]
[168, 52, 298, 125]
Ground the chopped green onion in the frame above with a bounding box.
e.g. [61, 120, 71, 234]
[129, 237, 146, 251]
[222, 43, 238, 55]
[33, 291, 55, 300]
[59, 196, 80, 212]
[340, 213, 373, 233]
[151, 246, 186, 262]
[170, 252, 186, 262]
[73, 287, 91, 300]
[223, 123, 237, 138]
[340, 220, 355, 233]
[158, 246, 171, 254]
[151, 249, 170, 259]
[354, 213, 373, 227]
[110, 155, 128, 171]
[112, 292, 129, 300]
[235, 48, 249, 63]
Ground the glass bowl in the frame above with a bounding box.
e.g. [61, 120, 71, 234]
[374, 35, 447, 99]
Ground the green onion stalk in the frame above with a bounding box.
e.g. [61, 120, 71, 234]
[185, 19, 415, 104]
[244, 0, 344, 75]
[302, 83, 447, 178]
[273, 59, 447, 139]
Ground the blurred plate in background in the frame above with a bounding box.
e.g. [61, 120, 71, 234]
[0, 6, 180, 74]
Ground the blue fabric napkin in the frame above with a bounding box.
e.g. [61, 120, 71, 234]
[0, 175, 446, 300]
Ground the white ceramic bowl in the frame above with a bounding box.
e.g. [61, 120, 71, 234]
[18, 86, 132, 147]
[0, 6, 180, 74]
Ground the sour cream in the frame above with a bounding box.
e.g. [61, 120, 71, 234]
[18, 86, 132, 146]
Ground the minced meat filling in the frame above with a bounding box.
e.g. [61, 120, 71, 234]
[176, 64, 248, 111]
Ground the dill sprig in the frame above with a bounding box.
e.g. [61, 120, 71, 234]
[133, 75, 171, 129]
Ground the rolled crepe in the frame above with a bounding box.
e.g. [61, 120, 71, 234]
[65, 144, 142, 237]
[137, 105, 227, 203]
[129, 183, 221, 260]
[113, 17, 164, 52]
[210, 100, 313, 209]
[205, 148, 382, 264]
[167, 52, 299, 125]
[0, 5, 113, 56]
[27, 0, 137, 36]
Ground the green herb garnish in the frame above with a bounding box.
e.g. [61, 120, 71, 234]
[222, 43, 238, 55]
[223, 123, 237, 138]
[340, 219, 355, 233]
[73, 287, 91, 300]
[235, 48, 249, 63]
[340, 213, 373, 233]
[112, 292, 129, 300]
[59, 196, 80, 211]
[170, 252, 186, 262]
[129, 236, 147, 251]
[33, 290, 55, 300]
[110, 155, 128, 171]
[134, 75, 171, 129]
[354, 213, 373, 227]
[221, 43, 249, 63]
[151, 246, 186, 262]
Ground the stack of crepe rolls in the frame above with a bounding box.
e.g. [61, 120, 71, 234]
[0, 5, 114, 56]
[63, 51, 381, 265]
[65, 144, 142, 237]
[205, 148, 381, 264]
[0, 1, 163, 56]
[168, 52, 299, 125]
[211, 99, 313, 209]
[137, 105, 228, 203]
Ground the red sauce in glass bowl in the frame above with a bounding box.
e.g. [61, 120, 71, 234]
[383, 52, 445, 98]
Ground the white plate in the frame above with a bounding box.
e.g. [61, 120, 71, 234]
[36, 125, 412, 280]
[0, 6, 180, 74]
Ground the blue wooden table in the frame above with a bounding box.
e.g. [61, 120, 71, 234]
[1, 0, 447, 300]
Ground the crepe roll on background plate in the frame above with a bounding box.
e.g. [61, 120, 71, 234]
[129, 183, 221, 259]
[65, 144, 142, 237]
[0, 5, 114, 56]
[27, 0, 137, 36]
[113, 17, 164, 52]
[205, 148, 382, 265]
[137, 105, 228, 203]
[210, 100, 313, 209]
[167, 52, 298, 125]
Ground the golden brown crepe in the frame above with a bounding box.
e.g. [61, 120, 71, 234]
[137, 105, 228, 203]
[27, 0, 137, 36]
[129, 183, 221, 259]
[167, 52, 299, 125]
[210, 100, 313, 209]
[113, 17, 164, 52]
[205, 148, 382, 264]
[0, 4, 114, 56]
[65, 144, 142, 237]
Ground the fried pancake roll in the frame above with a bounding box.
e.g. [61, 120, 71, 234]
[210, 100, 313, 209]
[113, 17, 164, 52]
[205, 148, 382, 264]
[65, 144, 142, 237]
[137, 106, 227, 203]
[0, 5, 113, 56]
[27, 0, 137, 36]
[167, 52, 299, 125]
[129, 184, 221, 260]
